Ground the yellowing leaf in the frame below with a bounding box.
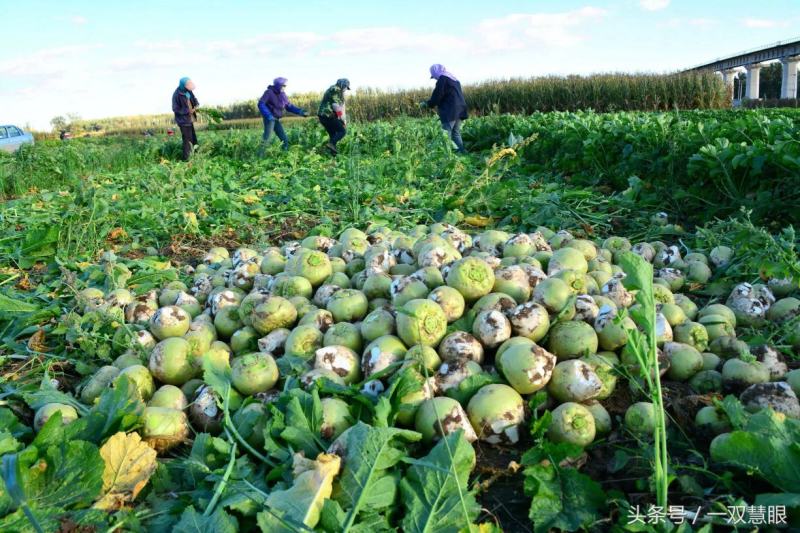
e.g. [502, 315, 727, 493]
[259, 452, 341, 531]
[27, 328, 47, 353]
[94, 431, 157, 510]
[242, 194, 259, 205]
[463, 215, 494, 227]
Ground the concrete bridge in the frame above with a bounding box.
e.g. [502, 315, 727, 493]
[690, 36, 800, 100]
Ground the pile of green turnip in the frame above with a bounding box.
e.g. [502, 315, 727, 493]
[38, 222, 800, 458]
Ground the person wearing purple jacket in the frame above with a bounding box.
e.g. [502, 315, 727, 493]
[257, 77, 307, 154]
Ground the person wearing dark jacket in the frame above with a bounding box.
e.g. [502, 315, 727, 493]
[257, 77, 307, 155]
[421, 64, 467, 153]
[317, 78, 350, 155]
[172, 77, 199, 161]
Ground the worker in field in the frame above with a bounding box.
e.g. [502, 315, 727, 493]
[421, 64, 468, 153]
[172, 77, 200, 161]
[257, 77, 308, 155]
[318, 78, 350, 155]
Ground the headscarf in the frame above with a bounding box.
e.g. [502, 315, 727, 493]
[429, 64, 458, 82]
[179, 77, 192, 98]
[271, 77, 287, 94]
[336, 78, 351, 90]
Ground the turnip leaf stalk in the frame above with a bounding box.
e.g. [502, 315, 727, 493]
[619, 252, 669, 510]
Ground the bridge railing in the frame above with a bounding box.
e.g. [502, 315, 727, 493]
[688, 35, 800, 71]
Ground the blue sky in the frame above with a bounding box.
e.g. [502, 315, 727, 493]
[3, 0, 800, 130]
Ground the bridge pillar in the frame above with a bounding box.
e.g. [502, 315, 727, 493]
[780, 56, 800, 99]
[721, 69, 738, 99]
[745, 63, 762, 99]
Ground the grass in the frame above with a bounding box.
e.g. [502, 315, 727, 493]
[4, 110, 800, 276]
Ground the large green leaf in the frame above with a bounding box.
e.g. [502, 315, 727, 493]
[0, 409, 31, 458]
[331, 422, 421, 531]
[399, 431, 480, 533]
[0, 439, 104, 531]
[0, 293, 40, 314]
[17, 226, 59, 268]
[30, 377, 143, 449]
[618, 251, 656, 333]
[279, 390, 324, 457]
[523, 441, 607, 533]
[710, 408, 800, 493]
[173, 506, 238, 533]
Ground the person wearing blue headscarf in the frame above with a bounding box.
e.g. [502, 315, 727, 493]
[172, 77, 200, 161]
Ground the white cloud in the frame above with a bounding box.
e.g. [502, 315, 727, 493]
[71, 15, 88, 25]
[478, 7, 607, 51]
[109, 54, 191, 71]
[743, 18, 788, 28]
[0, 8, 614, 130]
[0, 45, 101, 77]
[640, 0, 670, 11]
[324, 27, 466, 56]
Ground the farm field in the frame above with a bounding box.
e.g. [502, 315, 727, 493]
[1, 109, 800, 532]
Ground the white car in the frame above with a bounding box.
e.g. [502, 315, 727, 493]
[0, 125, 35, 153]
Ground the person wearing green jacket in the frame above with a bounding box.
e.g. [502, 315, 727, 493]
[317, 78, 350, 155]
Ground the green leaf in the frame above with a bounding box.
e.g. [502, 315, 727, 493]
[187, 433, 232, 475]
[256, 507, 312, 533]
[1, 440, 104, 530]
[17, 226, 59, 268]
[126, 269, 179, 291]
[0, 293, 40, 314]
[173, 506, 238, 533]
[217, 459, 268, 516]
[347, 511, 395, 533]
[522, 441, 607, 533]
[710, 408, 800, 493]
[31, 378, 143, 450]
[23, 387, 88, 415]
[619, 251, 655, 332]
[276, 355, 312, 377]
[0, 431, 22, 458]
[77, 376, 145, 443]
[755, 492, 800, 507]
[446, 309, 476, 335]
[203, 355, 233, 398]
[331, 422, 421, 530]
[279, 390, 325, 457]
[717, 395, 750, 430]
[319, 499, 346, 532]
[0, 408, 33, 442]
[399, 431, 480, 533]
[371, 397, 392, 428]
[444, 372, 501, 405]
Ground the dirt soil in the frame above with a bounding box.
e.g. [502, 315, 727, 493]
[474, 437, 533, 532]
